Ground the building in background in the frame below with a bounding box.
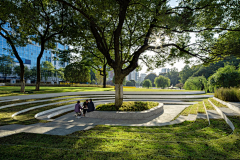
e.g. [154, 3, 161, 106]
[0, 23, 68, 84]
[159, 68, 170, 74]
[107, 70, 114, 81]
[125, 69, 139, 82]
[139, 73, 147, 82]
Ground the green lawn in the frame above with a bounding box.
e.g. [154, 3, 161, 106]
[0, 118, 239, 159]
[0, 86, 206, 97]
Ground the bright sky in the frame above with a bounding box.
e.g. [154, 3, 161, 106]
[139, 0, 186, 74]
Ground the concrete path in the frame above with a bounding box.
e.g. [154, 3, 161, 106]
[0, 105, 188, 137]
[219, 107, 240, 116]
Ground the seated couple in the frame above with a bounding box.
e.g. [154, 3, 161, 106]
[75, 99, 95, 118]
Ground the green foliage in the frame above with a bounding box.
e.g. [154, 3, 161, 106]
[64, 62, 90, 83]
[91, 79, 96, 84]
[184, 76, 207, 91]
[126, 81, 135, 86]
[164, 68, 180, 86]
[192, 56, 240, 79]
[96, 101, 159, 111]
[214, 88, 240, 102]
[41, 61, 55, 82]
[0, 55, 15, 79]
[179, 65, 200, 84]
[211, 31, 240, 59]
[208, 65, 240, 92]
[144, 73, 157, 87]
[14, 66, 31, 80]
[154, 75, 170, 88]
[142, 79, 152, 88]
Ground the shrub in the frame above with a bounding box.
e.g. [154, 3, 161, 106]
[154, 76, 170, 88]
[142, 79, 152, 88]
[184, 76, 207, 91]
[96, 101, 159, 111]
[208, 65, 240, 92]
[214, 87, 240, 102]
[126, 81, 135, 86]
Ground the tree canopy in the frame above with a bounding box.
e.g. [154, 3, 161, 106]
[208, 65, 240, 92]
[154, 75, 170, 88]
[64, 62, 90, 83]
[144, 73, 157, 87]
[184, 76, 207, 91]
[142, 79, 152, 89]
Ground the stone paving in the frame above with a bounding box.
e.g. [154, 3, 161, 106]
[0, 105, 188, 137]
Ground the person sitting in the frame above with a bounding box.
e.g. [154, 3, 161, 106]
[83, 99, 89, 117]
[75, 100, 82, 118]
[87, 99, 95, 112]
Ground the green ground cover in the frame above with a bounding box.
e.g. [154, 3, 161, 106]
[203, 99, 215, 110]
[209, 98, 228, 108]
[0, 97, 82, 126]
[0, 86, 204, 97]
[0, 118, 239, 159]
[96, 101, 159, 111]
[179, 101, 206, 116]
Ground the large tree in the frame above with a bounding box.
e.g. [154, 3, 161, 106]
[17, 0, 72, 90]
[0, 0, 30, 92]
[154, 75, 170, 88]
[54, 0, 239, 108]
[165, 67, 180, 86]
[144, 73, 158, 87]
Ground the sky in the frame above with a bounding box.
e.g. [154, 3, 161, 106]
[139, 0, 186, 74]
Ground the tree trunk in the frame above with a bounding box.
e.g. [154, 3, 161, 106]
[36, 43, 45, 91]
[19, 62, 25, 93]
[114, 73, 125, 109]
[103, 64, 106, 88]
[36, 57, 41, 91]
[115, 83, 123, 108]
[7, 37, 25, 93]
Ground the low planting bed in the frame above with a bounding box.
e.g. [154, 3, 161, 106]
[87, 101, 163, 119]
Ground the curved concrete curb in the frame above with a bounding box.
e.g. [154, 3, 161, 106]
[35, 104, 73, 118]
[208, 99, 235, 131]
[213, 97, 240, 114]
[0, 96, 81, 110]
[11, 99, 78, 117]
[203, 101, 210, 125]
[47, 107, 73, 119]
[86, 103, 164, 120]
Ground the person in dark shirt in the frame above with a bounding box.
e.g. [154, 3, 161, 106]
[83, 99, 89, 117]
[87, 99, 95, 112]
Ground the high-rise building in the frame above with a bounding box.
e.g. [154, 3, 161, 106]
[0, 23, 68, 83]
[125, 69, 139, 82]
[160, 68, 170, 74]
[139, 73, 147, 82]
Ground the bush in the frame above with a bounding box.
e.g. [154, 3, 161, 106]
[184, 76, 207, 91]
[126, 81, 135, 86]
[154, 76, 170, 88]
[96, 101, 159, 111]
[208, 65, 240, 92]
[214, 87, 240, 102]
[142, 79, 152, 88]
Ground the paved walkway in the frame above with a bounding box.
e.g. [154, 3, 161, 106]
[0, 105, 188, 137]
